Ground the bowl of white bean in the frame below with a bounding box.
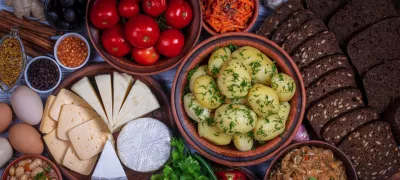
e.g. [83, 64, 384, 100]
[2, 155, 62, 180]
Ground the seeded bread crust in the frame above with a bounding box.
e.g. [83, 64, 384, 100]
[305, 0, 350, 22]
[328, 0, 398, 46]
[306, 68, 356, 108]
[281, 18, 327, 55]
[256, 0, 304, 38]
[271, 10, 315, 45]
[323, 108, 379, 145]
[301, 54, 351, 87]
[363, 60, 400, 113]
[307, 89, 364, 137]
[338, 121, 400, 180]
[347, 17, 400, 76]
[385, 100, 400, 144]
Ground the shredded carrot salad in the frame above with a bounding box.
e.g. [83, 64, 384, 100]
[201, 0, 255, 33]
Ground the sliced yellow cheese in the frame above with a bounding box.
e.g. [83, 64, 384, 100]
[63, 146, 98, 175]
[112, 72, 133, 125]
[95, 74, 113, 125]
[71, 77, 110, 130]
[50, 89, 91, 121]
[43, 130, 69, 164]
[40, 95, 57, 134]
[68, 117, 110, 160]
[113, 80, 160, 131]
[57, 105, 99, 140]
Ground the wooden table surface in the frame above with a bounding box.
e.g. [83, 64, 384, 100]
[0, 0, 275, 178]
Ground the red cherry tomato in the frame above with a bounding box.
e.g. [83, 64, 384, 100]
[132, 47, 160, 65]
[125, 14, 160, 48]
[155, 29, 185, 57]
[142, 0, 167, 17]
[101, 24, 132, 57]
[118, 0, 140, 18]
[90, 0, 120, 29]
[165, 1, 193, 29]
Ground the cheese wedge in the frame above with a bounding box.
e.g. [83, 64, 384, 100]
[43, 130, 70, 164]
[95, 74, 113, 125]
[40, 95, 57, 134]
[50, 89, 91, 121]
[63, 146, 98, 176]
[112, 72, 133, 125]
[71, 77, 110, 130]
[92, 140, 127, 180]
[68, 117, 110, 160]
[57, 105, 99, 140]
[114, 80, 160, 131]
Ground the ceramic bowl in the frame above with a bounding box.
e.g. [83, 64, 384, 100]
[171, 32, 306, 166]
[264, 140, 358, 180]
[2, 155, 63, 180]
[201, 0, 259, 35]
[54, 33, 91, 71]
[85, 0, 202, 75]
[24, 56, 62, 94]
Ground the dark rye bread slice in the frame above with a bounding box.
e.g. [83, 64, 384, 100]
[301, 54, 351, 87]
[306, 68, 356, 107]
[256, 0, 304, 38]
[363, 60, 400, 113]
[281, 18, 327, 55]
[323, 108, 379, 145]
[347, 17, 400, 76]
[384, 100, 400, 144]
[292, 31, 342, 68]
[328, 0, 398, 46]
[338, 121, 400, 180]
[307, 89, 364, 137]
[305, 0, 350, 23]
[271, 10, 315, 45]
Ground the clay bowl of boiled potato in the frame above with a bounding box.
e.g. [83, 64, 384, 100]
[171, 32, 306, 166]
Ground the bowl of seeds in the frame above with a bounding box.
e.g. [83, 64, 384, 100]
[24, 56, 62, 93]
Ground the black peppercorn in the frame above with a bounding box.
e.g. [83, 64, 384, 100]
[27, 59, 60, 91]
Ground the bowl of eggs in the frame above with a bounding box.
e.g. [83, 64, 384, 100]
[171, 32, 306, 166]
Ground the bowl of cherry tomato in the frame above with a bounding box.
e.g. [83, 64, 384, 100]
[86, 0, 202, 75]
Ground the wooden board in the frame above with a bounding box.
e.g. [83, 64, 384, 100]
[50, 63, 176, 180]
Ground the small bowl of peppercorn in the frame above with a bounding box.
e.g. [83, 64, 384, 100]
[54, 33, 90, 70]
[24, 56, 62, 94]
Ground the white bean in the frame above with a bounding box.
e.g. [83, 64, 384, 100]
[17, 159, 32, 167]
[30, 167, 43, 177]
[10, 176, 17, 180]
[9, 166, 15, 176]
[29, 159, 43, 170]
[19, 174, 28, 180]
[15, 167, 24, 178]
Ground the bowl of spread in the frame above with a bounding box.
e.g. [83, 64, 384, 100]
[54, 33, 90, 70]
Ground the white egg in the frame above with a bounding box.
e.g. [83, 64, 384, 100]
[0, 137, 13, 168]
[11, 86, 43, 125]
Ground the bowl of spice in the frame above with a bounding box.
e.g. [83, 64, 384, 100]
[24, 56, 62, 93]
[54, 33, 90, 70]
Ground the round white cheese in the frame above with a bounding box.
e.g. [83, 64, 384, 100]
[117, 118, 172, 172]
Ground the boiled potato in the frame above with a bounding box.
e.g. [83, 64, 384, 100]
[271, 73, 296, 102]
[247, 59, 278, 85]
[248, 84, 280, 117]
[215, 104, 257, 135]
[253, 114, 285, 142]
[231, 46, 268, 63]
[193, 75, 224, 109]
[217, 60, 252, 98]
[233, 133, 254, 151]
[208, 47, 231, 77]
[189, 65, 208, 92]
[278, 102, 290, 124]
[184, 93, 211, 122]
[225, 96, 248, 105]
[198, 121, 231, 145]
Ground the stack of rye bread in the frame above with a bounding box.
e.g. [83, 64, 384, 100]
[257, 0, 400, 179]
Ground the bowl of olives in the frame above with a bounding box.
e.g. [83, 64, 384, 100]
[44, 0, 87, 31]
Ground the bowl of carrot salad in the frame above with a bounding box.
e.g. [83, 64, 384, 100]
[200, 0, 259, 35]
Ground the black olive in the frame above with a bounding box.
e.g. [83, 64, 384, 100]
[64, 8, 77, 22]
[57, 20, 71, 29]
[46, 9, 60, 23]
[77, 0, 86, 6]
[60, 0, 75, 7]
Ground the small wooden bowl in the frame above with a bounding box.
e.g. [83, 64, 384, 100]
[171, 32, 306, 166]
[85, 0, 202, 75]
[201, 0, 259, 35]
[2, 155, 63, 180]
[264, 140, 358, 180]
